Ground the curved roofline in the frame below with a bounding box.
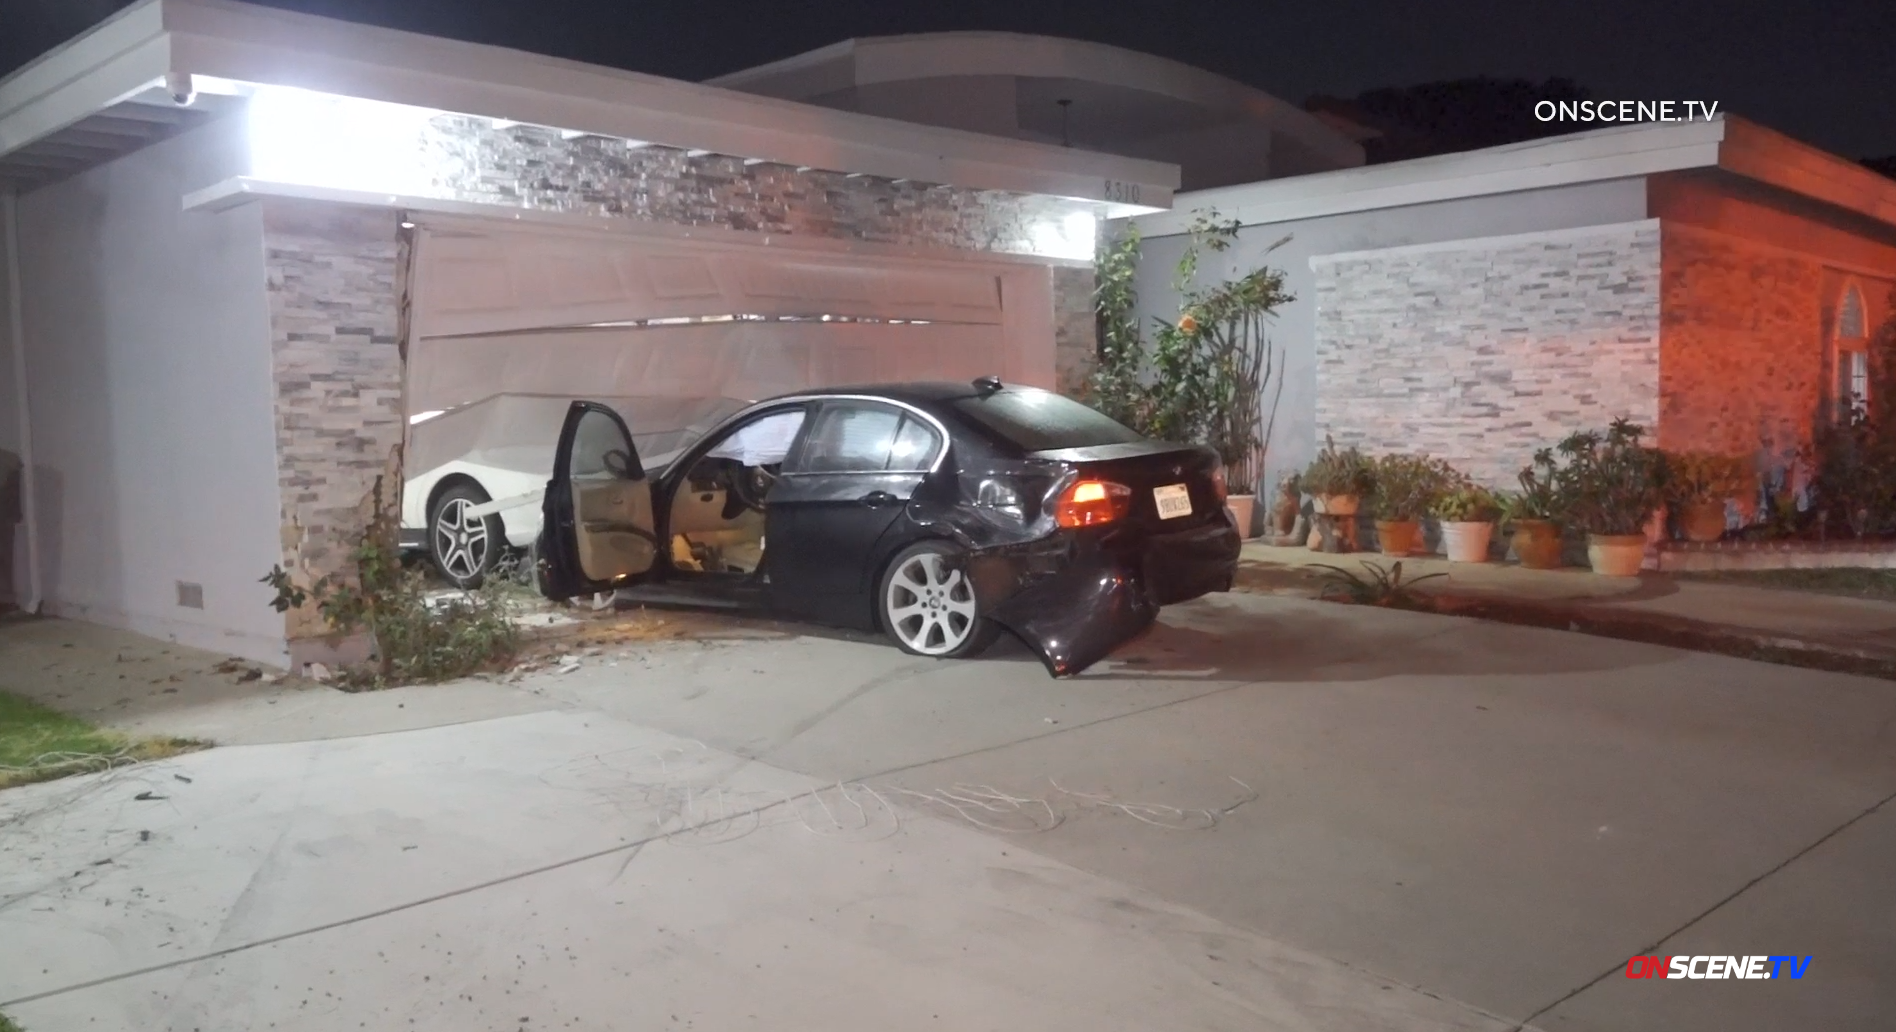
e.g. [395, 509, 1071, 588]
[709, 32, 1362, 169]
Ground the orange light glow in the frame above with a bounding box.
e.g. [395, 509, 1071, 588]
[1055, 479, 1132, 528]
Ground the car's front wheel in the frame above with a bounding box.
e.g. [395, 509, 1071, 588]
[429, 483, 503, 589]
[878, 541, 1001, 659]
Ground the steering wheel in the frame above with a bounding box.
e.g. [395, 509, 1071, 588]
[729, 463, 778, 512]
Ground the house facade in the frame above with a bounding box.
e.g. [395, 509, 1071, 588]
[1126, 118, 1896, 497]
[0, 0, 1177, 663]
[709, 32, 1365, 192]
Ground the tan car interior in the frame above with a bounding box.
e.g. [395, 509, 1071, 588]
[572, 473, 657, 582]
[569, 410, 659, 582]
[668, 469, 766, 574]
[667, 408, 806, 576]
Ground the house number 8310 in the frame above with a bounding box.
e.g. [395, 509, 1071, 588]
[1104, 180, 1141, 204]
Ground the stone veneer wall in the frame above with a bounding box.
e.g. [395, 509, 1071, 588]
[1312, 220, 1662, 486]
[1051, 264, 1098, 396]
[419, 117, 1095, 255]
[262, 199, 406, 652]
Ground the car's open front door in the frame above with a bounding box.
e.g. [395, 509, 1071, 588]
[538, 401, 660, 600]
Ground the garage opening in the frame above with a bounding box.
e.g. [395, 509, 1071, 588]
[400, 217, 1056, 584]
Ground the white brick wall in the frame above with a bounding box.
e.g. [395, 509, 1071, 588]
[1311, 220, 1661, 486]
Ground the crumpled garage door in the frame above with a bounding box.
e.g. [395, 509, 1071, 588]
[407, 218, 1057, 417]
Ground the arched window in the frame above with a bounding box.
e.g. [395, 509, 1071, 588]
[1840, 284, 1866, 339]
[1836, 282, 1870, 420]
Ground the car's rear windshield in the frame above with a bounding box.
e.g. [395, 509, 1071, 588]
[952, 389, 1145, 452]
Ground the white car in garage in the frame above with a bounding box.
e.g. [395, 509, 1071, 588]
[401, 393, 750, 587]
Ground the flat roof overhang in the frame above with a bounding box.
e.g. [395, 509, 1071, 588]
[1130, 117, 1896, 237]
[0, 0, 1178, 213]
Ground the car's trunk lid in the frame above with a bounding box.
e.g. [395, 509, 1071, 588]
[1033, 441, 1225, 530]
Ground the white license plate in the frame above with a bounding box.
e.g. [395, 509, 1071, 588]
[1153, 483, 1192, 520]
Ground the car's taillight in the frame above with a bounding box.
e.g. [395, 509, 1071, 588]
[1210, 465, 1228, 503]
[1055, 479, 1132, 528]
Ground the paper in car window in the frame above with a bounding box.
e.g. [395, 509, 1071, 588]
[706, 411, 805, 465]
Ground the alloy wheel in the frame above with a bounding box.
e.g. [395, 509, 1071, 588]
[884, 551, 977, 655]
[434, 497, 490, 582]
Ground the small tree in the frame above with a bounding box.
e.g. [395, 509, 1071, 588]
[1084, 210, 1293, 495]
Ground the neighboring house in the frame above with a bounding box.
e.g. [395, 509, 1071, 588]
[0, 0, 1178, 667]
[1127, 116, 1896, 497]
[708, 32, 1365, 192]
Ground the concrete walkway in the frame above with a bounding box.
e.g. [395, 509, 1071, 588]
[0, 708, 1513, 1032]
[1240, 543, 1896, 664]
[6, 593, 1895, 1031]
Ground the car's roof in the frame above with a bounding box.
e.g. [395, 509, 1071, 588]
[761, 380, 1047, 407]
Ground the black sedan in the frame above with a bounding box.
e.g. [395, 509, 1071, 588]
[536, 377, 1242, 676]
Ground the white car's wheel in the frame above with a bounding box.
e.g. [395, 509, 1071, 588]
[429, 483, 502, 589]
[878, 542, 1000, 659]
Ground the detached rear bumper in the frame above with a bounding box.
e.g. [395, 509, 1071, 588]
[985, 513, 1240, 677]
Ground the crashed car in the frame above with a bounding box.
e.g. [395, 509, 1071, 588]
[536, 378, 1242, 676]
[401, 393, 750, 587]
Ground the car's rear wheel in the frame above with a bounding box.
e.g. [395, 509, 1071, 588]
[429, 483, 502, 589]
[878, 541, 1000, 659]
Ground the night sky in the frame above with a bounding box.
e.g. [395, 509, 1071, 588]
[4, 0, 1893, 160]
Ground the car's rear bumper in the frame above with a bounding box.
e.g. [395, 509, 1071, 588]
[984, 512, 1240, 677]
[1140, 516, 1242, 605]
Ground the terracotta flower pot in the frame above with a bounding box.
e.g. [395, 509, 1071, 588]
[1441, 521, 1494, 562]
[1314, 494, 1359, 516]
[1586, 534, 1647, 577]
[1511, 520, 1562, 570]
[1375, 519, 1420, 557]
[1225, 494, 1257, 540]
[1679, 500, 1728, 543]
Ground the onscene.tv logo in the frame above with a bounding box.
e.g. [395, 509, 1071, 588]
[1626, 956, 1812, 980]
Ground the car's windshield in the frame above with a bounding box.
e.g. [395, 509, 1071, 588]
[951, 389, 1145, 452]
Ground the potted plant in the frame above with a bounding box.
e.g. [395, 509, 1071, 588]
[1368, 453, 1452, 556]
[1553, 419, 1668, 577]
[1665, 452, 1752, 543]
[1505, 449, 1565, 569]
[1434, 481, 1501, 562]
[1269, 471, 1302, 539]
[1302, 434, 1373, 529]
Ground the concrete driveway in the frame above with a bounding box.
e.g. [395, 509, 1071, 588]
[4, 593, 1894, 1030]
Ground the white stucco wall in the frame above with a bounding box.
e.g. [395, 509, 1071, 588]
[0, 195, 22, 605]
[14, 114, 286, 664]
[1125, 177, 1651, 496]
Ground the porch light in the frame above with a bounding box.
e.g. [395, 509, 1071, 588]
[248, 85, 440, 195]
[1029, 211, 1097, 261]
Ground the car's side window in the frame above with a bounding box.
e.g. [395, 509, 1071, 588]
[886, 415, 942, 472]
[570, 407, 640, 480]
[703, 408, 807, 467]
[793, 403, 943, 474]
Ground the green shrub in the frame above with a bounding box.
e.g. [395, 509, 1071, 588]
[262, 476, 519, 688]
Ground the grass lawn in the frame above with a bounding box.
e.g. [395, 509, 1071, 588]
[0, 691, 204, 789]
[0, 1011, 23, 1031]
[1675, 567, 1896, 602]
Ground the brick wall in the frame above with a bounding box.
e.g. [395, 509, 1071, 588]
[262, 200, 406, 651]
[1312, 220, 1662, 486]
[1656, 222, 1829, 464]
[1051, 264, 1097, 396]
[420, 116, 1093, 256]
